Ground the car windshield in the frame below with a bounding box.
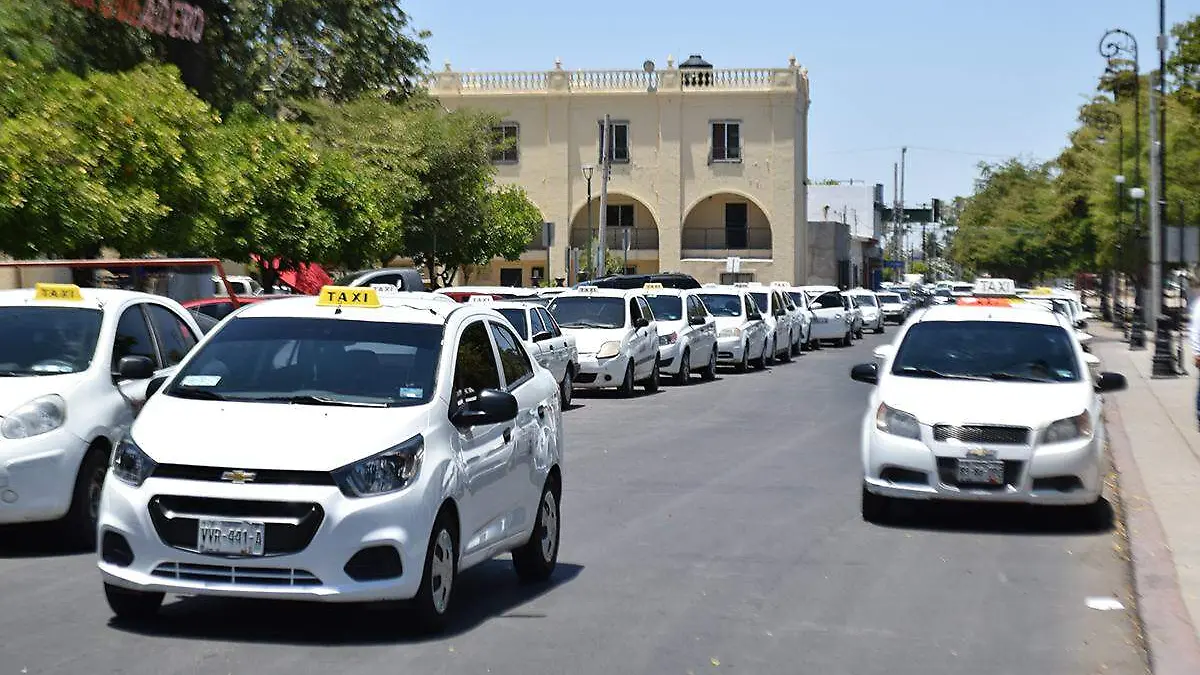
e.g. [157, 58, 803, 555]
[189, 310, 220, 335]
[697, 293, 743, 317]
[891, 320, 1080, 382]
[749, 292, 770, 314]
[548, 296, 626, 329]
[853, 294, 878, 307]
[164, 317, 443, 406]
[0, 307, 103, 376]
[645, 295, 683, 321]
[878, 293, 901, 303]
[935, 288, 952, 297]
[496, 308, 528, 339]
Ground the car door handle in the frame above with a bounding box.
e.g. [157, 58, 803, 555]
[503, 427, 513, 443]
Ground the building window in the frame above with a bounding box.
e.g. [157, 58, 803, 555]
[491, 123, 519, 164]
[724, 203, 748, 248]
[624, 266, 637, 275]
[598, 121, 630, 163]
[605, 204, 634, 229]
[711, 121, 741, 163]
[499, 268, 523, 287]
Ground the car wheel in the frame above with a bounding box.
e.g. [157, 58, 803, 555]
[855, 327, 864, 339]
[104, 583, 163, 621]
[875, 324, 885, 334]
[702, 348, 717, 381]
[413, 510, 458, 632]
[643, 361, 660, 393]
[559, 367, 573, 408]
[781, 336, 793, 362]
[512, 476, 561, 582]
[63, 445, 109, 550]
[842, 331, 852, 347]
[753, 341, 768, 370]
[619, 361, 636, 397]
[861, 485, 893, 524]
[735, 343, 749, 373]
[674, 349, 691, 386]
[791, 331, 802, 356]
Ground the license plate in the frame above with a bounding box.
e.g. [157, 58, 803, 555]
[956, 459, 1004, 485]
[197, 519, 266, 556]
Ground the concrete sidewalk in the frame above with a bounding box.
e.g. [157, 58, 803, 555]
[1092, 326, 1200, 674]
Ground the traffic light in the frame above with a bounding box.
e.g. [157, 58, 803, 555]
[932, 198, 943, 222]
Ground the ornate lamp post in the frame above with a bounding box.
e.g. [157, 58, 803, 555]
[1099, 28, 1145, 349]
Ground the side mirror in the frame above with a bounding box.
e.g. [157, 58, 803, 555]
[850, 362, 879, 385]
[1095, 372, 1127, 393]
[115, 355, 155, 381]
[633, 316, 650, 328]
[453, 389, 519, 427]
[146, 375, 168, 399]
[532, 331, 554, 343]
[689, 316, 706, 326]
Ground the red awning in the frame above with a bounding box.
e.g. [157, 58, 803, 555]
[250, 256, 332, 295]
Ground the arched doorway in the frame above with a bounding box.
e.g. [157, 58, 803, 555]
[681, 192, 772, 258]
[569, 193, 660, 277]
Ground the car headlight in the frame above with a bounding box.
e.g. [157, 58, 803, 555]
[111, 437, 157, 487]
[719, 327, 742, 338]
[596, 341, 622, 359]
[333, 434, 424, 498]
[875, 403, 921, 440]
[1040, 412, 1092, 444]
[1, 394, 66, 439]
[658, 332, 678, 346]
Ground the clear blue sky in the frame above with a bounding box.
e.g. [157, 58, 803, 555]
[414, 0, 1199, 206]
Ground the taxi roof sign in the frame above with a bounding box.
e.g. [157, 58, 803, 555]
[370, 283, 400, 294]
[316, 285, 381, 308]
[769, 281, 791, 288]
[468, 295, 495, 303]
[972, 278, 1016, 296]
[577, 285, 599, 293]
[34, 283, 84, 302]
[642, 282, 665, 291]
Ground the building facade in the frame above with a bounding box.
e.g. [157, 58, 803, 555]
[806, 183, 886, 288]
[431, 55, 810, 286]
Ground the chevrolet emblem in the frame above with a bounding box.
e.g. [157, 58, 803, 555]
[965, 447, 997, 459]
[220, 469, 257, 484]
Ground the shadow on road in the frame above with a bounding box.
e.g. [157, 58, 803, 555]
[876, 497, 1115, 536]
[108, 560, 584, 645]
[0, 522, 91, 558]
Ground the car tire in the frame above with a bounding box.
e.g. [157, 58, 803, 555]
[735, 343, 749, 373]
[702, 348, 717, 381]
[559, 367, 574, 408]
[875, 324, 885, 334]
[780, 336, 793, 362]
[619, 361, 636, 397]
[512, 476, 561, 583]
[764, 338, 776, 366]
[643, 361, 660, 393]
[753, 341, 767, 370]
[855, 327, 864, 339]
[791, 331, 802, 356]
[810, 338, 822, 351]
[63, 444, 109, 551]
[104, 583, 163, 621]
[674, 349, 691, 386]
[413, 510, 458, 632]
[861, 485, 892, 524]
[842, 331, 852, 347]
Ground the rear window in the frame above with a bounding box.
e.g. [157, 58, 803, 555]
[853, 294, 878, 307]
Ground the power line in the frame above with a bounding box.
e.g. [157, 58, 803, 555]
[815, 145, 1035, 160]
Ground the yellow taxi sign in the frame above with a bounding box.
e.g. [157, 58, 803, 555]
[642, 282, 665, 291]
[33, 283, 84, 302]
[316, 286, 381, 308]
[577, 285, 599, 293]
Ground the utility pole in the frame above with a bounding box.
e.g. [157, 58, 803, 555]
[1150, 1, 1177, 377]
[596, 114, 612, 279]
[892, 163, 899, 280]
[900, 147, 908, 275]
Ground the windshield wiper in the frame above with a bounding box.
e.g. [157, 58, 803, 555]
[560, 321, 615, 329]
[987, 372, 1056, 383]
[896, 367, 990, 381]
[169, 387, 228, 401]
[253, 394, 387, 408]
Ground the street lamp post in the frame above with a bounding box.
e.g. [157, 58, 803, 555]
[1093, 107, 1124, 324]
[1099, 28, 1144, 350]
[582, 164, 594, 283]
[1150, 0, 1179, 377]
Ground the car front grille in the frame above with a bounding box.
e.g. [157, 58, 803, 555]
[148, 496, 324, 557]
[151, 464, 335, 486]
[151, 562, 321, 586]
[933, 424, 1030, 445]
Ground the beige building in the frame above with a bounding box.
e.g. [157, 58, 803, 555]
[431, 54, 810, 286]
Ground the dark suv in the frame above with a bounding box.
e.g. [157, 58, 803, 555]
[582, 272, 701, 290]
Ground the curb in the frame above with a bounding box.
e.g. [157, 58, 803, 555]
[1105, 394, 1200, 675]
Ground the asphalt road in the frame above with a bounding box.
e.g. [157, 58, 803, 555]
[0, 331, 1144, 675]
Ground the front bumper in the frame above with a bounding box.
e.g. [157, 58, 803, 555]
[862, 428, 1101, 505]
[573, 353, 631, 389]
[657, 342, 682, 374]
[0, 428, 91, 524]
[715, 335, 749, 364]
[882, 309, 906, 322]
[97, 475, 435, 602]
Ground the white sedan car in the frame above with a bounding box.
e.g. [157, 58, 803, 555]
[848, 289, 885, 334]
[548, 287, 660, 396]
[97, 287, 563, 631]
[849, 303, 1126, 524]
[640, 285, 719, 385]
[486, 300, 579, 406]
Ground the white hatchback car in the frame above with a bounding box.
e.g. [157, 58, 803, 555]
[483, 299, 579, 407]
[97, 287, 564, 631]
[694, 287, 770, 372]
[640, 284, 719, 385]
[849, 303, 1126, 524]
[548, 286, 660, 396]
[0, 283, 201, 546]
[848, 289, 885, 334]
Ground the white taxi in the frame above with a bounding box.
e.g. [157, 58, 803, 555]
[640, 283, 718, 385]
[0, 284, 201, 546]
[780, 287, 818, 351]
[808, 289, 854, 346]
[475, 298, 580, 407]
[695, 286, 770, 372]
[847, 289, 885, 334]
[96, 287, 564, 630]
[742, 284, 793, 365]
[849, 293, 1126, 524]
[772, 283, 811, 356]
[547, 286, 659, 396]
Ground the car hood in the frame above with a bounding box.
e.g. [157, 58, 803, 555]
[132, 394, 433, 471]
[654, 319, 687, 337]
[877, 376, 1093, 428]
[0, 373, 90, 416]
[880, 302, 905, 310]
[561, 327, 629, 354]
